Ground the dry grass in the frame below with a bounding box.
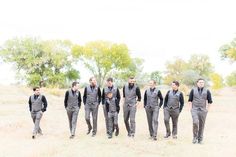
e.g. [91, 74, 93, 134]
[0, 85, 235, 157]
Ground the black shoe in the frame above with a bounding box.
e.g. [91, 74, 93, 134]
[69, 135, 75, 139]
[153, 137, 157, 141]
[92, 133, 96, 137]
[131, 134, 135, 138]
[192, 138, 198, 144]
[115, 129, 119, 136]
[173, 135, 177, 139]
[32, 135, 35, 139]
[38, 132, 43, 136]
[164, 134, 170, 138]
[87, 127, 92, 135]
[198, 140, 203, 144]
[128, 133, 131, 137]
[108, 134, 112, 139]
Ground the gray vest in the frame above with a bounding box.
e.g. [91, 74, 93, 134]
[167, 90, 181, 109]
[124, 84, 137, 106]
[146, 88, 159, 107]
[86, 85, 98, 105]
[192, 87, 207, 109]
[107, 98, 117, 112]
[67, 90, 79, 109]
[104, 86, 117, 100]
[31, 95, 43, 112]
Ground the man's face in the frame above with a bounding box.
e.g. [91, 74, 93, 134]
[90, 78, 97, 86]
[128, 78, 135, 86]
[171, 83, 178, 90]
[149, 81, 155, 88]
[107, 81, 113, 87]
[34, 88, 40, 95]
[73, 83, 80, 91]
[197, 80, 205, 88]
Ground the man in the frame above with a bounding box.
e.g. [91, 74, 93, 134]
[123, 77, 141, 138]
[163, 81, 184, 139]
[64, 81, 82, 139]
[83, 77, 102, 137]
[28, 87, 48, 139]
[105, 91, 120, 139]
[144, 80, 163, 141]
[188, 78, 213, 144]
[102, 77, 121, 136]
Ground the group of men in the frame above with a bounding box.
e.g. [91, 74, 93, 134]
[28, 77, 212, 144]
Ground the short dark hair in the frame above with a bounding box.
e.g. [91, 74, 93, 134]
[172, 80, 180, 87]
[72, 81, 79, 87]
[107, 77, 113, 82]
[33, 87, 40, 91]
[150, 80, 156, 84]
[129, 76, 135, 79]
[89, 77, 95, 82]
[197, 78, 205, 83]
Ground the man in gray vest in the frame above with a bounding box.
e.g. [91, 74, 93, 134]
[102, 77, 121, 136]
[144, 80, 163, 141]
[83, 77, 101, 137]
[105, 91, 120, 139]
[28, 87, 48, 139]
[163, 81, 184, 139]
[64, 81, 82, 139]
[123, 77, 141, 138]
[188, 78, 212, 144]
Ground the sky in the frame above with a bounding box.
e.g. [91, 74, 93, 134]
[0, 0, 236, 84]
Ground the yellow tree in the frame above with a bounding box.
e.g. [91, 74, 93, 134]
[210, 73, 224, 89]
[220, 38, 236, 62]
[72, 41, 131, 86]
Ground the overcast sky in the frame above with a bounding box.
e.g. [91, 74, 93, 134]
[1, 0, 236, 84]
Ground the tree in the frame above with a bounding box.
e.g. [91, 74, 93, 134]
[111, 57, 145, 88]
[182, 70, 201, 87]
[163, 58, 187, 84]
[226, 71, 236, 86]
[150, 71, 163, 84]
[188, 54, 214, 78]
[219, 38, 236, 62]
[0, 37, 79, 87]
[210, 73, 224, 89]
[72, 41, 131, 86]
[164, 54, 214, 86]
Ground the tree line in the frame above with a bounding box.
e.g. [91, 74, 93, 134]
[0, 37, 235, 89]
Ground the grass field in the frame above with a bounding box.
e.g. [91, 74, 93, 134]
[0, 85, 235, 157]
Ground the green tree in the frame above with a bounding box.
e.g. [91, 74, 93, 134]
[72, 41, 131, 86]
[182, 70, 201, 86]
[210, 73, 224, 89]
[226, 71, 236, 86]
[219, 38, 236, 62]
[150, 71, 163, 84]
[0, 37, 79, 87]
[111, 57, 145, 88]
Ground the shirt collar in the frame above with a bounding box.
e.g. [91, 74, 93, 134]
[150, 87, 156, 91]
